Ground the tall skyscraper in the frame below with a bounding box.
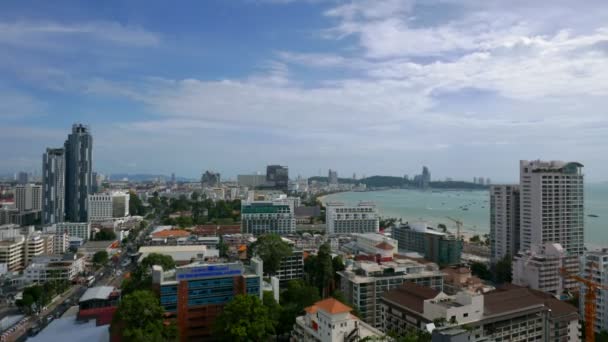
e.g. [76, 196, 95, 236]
[201, 170, 221, 187]
[519, 160, 584, 256]
[328, 169, 338, 185]
[489, 184, 520, 263]
[15, 184, 42, 212]
[17, 171, 29, 184]
[266, 165, 288, 191]
[64, 124, 93, 222]
[42, 148, 65, 225]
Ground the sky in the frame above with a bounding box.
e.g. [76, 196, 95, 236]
[1, 0, 608, 182]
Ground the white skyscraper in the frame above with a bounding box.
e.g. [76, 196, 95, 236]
[15, 184, 42, 212]
[490, 184, 520, 263]
[519, 160, 584, 256]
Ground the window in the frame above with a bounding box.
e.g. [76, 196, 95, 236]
[464, 313, 469, 317]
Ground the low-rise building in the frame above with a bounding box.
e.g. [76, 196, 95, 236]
[24, 254, 85, 284]
[349, 233, 398, 262]
[512, 242, 578, 298]
[292, 298, 384, 342]
[338, 259, 444, 329]
[580, 249, 608, 335]
[152, 259, 263, 341]
[77, 286, 120, 325]
[441, 266, 493, 295]
[392, 222, 462, 266]
[137, 245, 219, 265]
[55, 222, 91, 241]
[325, 202, 379, 235]
[77, 240, 118, 258]
[0, 235, 25, 272]
[277, 249, 304, 285]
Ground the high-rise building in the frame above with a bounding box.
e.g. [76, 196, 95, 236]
[17, 171, 28, 185]
[201, 170, 221, 187]
[64, 124, 93, 222]
[392, 222, 462, 267]
[580, 249, 608, 335]
[237, 174, 267, 188]
[15, 184, 42, 212]
[490, 184, 520, 263]
[266, 165, 288, 191]
[328, 169, 338, 185]
[512, 242, 578, 297]
[325, 202, 379, 235]
[519, 160, 584, 256]
[241, 200, 296, 235]
[42, 148, 66, 225]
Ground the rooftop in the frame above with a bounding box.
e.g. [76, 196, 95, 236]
[305, 298, 352, 315]
[382, 282, 441, 313]
[79, 286, 116, 302]
[151, 229, 191, 238]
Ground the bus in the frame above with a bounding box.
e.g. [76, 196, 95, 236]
[86, 276, 95, 287]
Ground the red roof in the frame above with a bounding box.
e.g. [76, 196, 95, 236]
[305, 298, 352, 315]
[375, 241, 394, 250]
[152, 229, 191, 238]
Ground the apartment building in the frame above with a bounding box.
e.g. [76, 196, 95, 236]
[87, 192, 130, 222]
[512, 242, 578, 298]
[0, 235, 25, 272]
[292, 298, 384, 342]
[392, 222, 462, 266]
[24, 254, 85, 284]
[490, 184, 520, 263]
[15, 184, 42, 212]
[519, 160, 584, 256]
[580, 249, 608, 335]
[382, 283, 579, 342]
[153, 259, 263, 341]
[276, 249, 304, 285]
[338, 259, 444, 329]
[55, 222, 91, 241]
[241, 200, 296, 235]
[325, 202, 379, 235]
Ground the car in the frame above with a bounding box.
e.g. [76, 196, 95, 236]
[46, 315, 53, 322]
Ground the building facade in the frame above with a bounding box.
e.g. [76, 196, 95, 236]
[512, 243, 578, 298]
[580, 249, 608, 335]
[64, 124, 93, 223]
[393, 222, 462, 267]
[15, 184, 42, 212]
[292, 298, 384, 342]
[276, 249, 304, 284]
[42, 148, 65, 225]
[519, 160, 584, 255]
[490, 184, 520, 263]
[241, 201, 296, 235]
[325, 202, 379, 235]
[338, 259, 444, 329]
[237, 174, 267, 188]
[24, 254, 85, 284]
[87, 192, 130, 222]
[153, 260, 263, 341]
[266, 165, 288, 191]
[0, 235, 25, 272]
[201, 170, 221, 188]
[56, 222, 91, 241]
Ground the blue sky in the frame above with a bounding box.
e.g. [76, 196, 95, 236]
[2, 0, 608, 182]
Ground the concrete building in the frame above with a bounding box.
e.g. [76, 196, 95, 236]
[266, 165, 289, 191]
[237, 174, 267, 188]
[137, 245, 219, 265]
[325, 202, 379, 235]
[512, 243, 578, 298]
[17, 171, 28, 185]
[276, 249, 304, 285]
[350, 233, 398, 262]
[292, 298, 384, 342]
[42, 148, 65, 225]
[77, 240, 117, 258]
[64, 124, 93, 223]
[241, 200, 296, 235]
[23, 232, 48, 265]
[87, 192, 129, 222]
[490, 184, 520, 263]
[15, 184, 42, 212]
[56, 222, 91, 241]
[153, 259, 263, 341]
[383, 284, 579, 342]
[0, 235, 25, 272]
[77, 286, 120, 326]
[328, 169, 338, 185]
[201, 170, 221, 187]
[392, 222, 462, 267]
[519, 160, 585, 256]
[24, 254, 85, 284]
[338, 259, 444, 329]
[580, 249, 608, 335]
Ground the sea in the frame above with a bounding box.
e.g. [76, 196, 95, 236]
[322, 183, 608, 248]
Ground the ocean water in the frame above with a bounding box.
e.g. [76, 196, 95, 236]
[322, 183, 608, 246]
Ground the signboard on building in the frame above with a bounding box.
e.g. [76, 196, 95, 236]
[176, 263, 243, 281]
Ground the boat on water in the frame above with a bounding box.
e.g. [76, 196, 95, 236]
[462, 207, 469, 211]
[588, 214, 599, 218]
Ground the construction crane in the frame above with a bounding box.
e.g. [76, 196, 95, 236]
[560, 262, 608, 342]
[445, 216, 463, 240]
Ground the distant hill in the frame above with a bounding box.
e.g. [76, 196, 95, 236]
[309, 175, 487, 190]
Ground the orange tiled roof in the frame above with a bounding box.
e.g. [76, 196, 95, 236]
[306, 298, 352, 315]
[152, 229, 191, 238]
[375, 241, 394, 250]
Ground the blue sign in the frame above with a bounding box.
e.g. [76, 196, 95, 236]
[176, 264, 243, 280]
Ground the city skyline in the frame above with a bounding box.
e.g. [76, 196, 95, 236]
[1, 1, 608, 182]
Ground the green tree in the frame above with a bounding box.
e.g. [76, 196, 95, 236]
[471, 262, 492, 281]
[313, 242, 334, 297]
[111, 290, 177, 342]
[262, 291, 281, 330]
[250, 234, 292, 275]
[218, 236, 229, 258]
[332, 255, 345, 283]
[129, 191, 147, 216]
[191, 191, 200, 201]
[94, 229, 117, 241]
[494, 255, 512, 284]
[469, 235, 481, 243]
[122, 254, 175, 295]
[93, 251, 109, 266]
[597, 330, 608, 342]
[140, 253, 176, 270]
[214, 295, 276, 341]
[277, 280, 321, 335]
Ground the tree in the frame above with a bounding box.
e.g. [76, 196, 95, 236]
[191, 191, 200, 201]
[469, 235, 481, 243]
[94, 229, 117, 241]
[140, 253, 176, 270]
[309, 242, 333, 297]
[111, 290, 177, 342]
[494, 255, 512, 284]
[597, 330, 608, 342]
[332, 255, 345, 284]
[214, 295, 276, 341]
[218, 236, 229, 258]
[277, 280, 321, 335]
[262, 291, 281, 330]
[122, 254, 176, 295]
[129, 191, 146, 216]
[93, 251, 109, 266]
[471, 262, 492, 281]
[250, 234, 292, 275]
